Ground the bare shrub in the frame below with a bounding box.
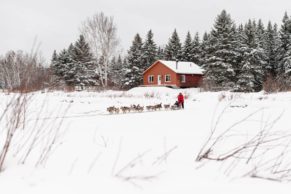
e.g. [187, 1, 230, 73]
[0, 94, 28, 171]
[200, 79, 216, 92]
[263, 75, 283, 93]
[200, 79, 232, 92]
[0, 92, 70, 171]
[0, 46, 51, 92]
[112, 141, 162, 188]
[63, 85, 76, 92]
[263, 74, 291, 93]
[103, 92, 133, 98]
[218, 92, 226, 101]
[196, 105, 291, 182]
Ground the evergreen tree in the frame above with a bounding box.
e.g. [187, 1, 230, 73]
[256, 19, 266, 48]
[67, 43, 75, 58]
[283, 41, 291, 70]
[199, 32, 211, 68]
[61, 44, 76, 86]
[97, 55, 105, 83]
[235, 24, 247, 75]
[51, 50, 62, 83]
[164, 29, 182, 61]
[191, 32, 201, 65]
[181, 31, 192, 61]
[122, 34, 144, 88]
[204, 10, 239, 89]
[70, 35, 97, 88]
[52, 48, 74, 86]
[51, 35, 98, 88]
[122, 58, 128, 74]
[281, 34, 291, 86]
[72, 36, 93, 63]
[50, 50, 59, 77]
[283, 44, 291, 75]
[109, 55, 124, 88]
[157, 46, 165, 60]
[236, 20, 266, 92]
[278, 12, 291, 77]
[142, 30, 157, 69]
[256, 19, 270, 77]
[51, 50, 58, 63]
[116, 55, 124, 83]
[264, 21, 279, 77]
[108, 56, 116, 86]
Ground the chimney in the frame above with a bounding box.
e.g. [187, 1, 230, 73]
[176, 59, 179, 69]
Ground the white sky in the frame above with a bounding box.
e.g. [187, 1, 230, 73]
[0, 0, 290, 62]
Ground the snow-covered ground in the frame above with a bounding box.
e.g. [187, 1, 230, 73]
[1, 87, 291, 194]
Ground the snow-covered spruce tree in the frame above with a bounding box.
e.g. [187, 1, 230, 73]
[235, 32, 255, 92]
[51, 50, 65, 87]
[157, 46, 165, 60]
[236, 20, 266, 92]
[264, 21, 280, 77]
[231, 24, 246, 87]
[109, 55, 124, 88]
[164, 29, 182, 61]
[273, 23, 281, 66]
[277, 12, 291, 77]
[70, 35, 98, 89]
[51, 50, 58, 65]
[255, 19, 271, 79]
[281, 34, 291, 86]
[199, 32, 212, 68]
[142, 30, 158, 69]
[191, 32, 201, 65]
[63, 44, 77, 86]
[181, 31, 193, 61]
[116, 55, 124, 87]
[122, 34, 144, 89]
[50, 50, 59, 77]
[108, 56, 116, 86]
[256, 19, 266, 48]
[51, 48, 73, 86]
[204, 10, 240, 90]
[277, 13, 291, 88]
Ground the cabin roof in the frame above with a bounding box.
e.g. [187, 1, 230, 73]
[158, 60, 204, 75]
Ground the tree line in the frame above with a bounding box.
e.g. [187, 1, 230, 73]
[1, 10, 291, 92]
[122, 10, 291, 92]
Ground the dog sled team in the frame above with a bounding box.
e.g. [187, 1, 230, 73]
[107, 93, 184, 114]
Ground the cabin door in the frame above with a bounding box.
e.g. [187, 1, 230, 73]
[158, 75, 162, 85]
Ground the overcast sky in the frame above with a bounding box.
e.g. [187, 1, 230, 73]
[0, 0, 290, 62]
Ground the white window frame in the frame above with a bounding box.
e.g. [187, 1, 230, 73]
[148, 75, 154, 83]
[165, 74, 171, 82]
[181, 75, 186, 83]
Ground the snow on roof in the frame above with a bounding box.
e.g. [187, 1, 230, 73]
[159, 60, 204, 75]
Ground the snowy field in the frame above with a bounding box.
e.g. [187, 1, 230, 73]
[1, 87, 291, 194]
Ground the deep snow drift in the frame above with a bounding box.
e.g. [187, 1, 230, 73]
[0, 87, 291, 194]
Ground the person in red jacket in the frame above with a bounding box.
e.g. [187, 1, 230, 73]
[177, 92, 184, 109]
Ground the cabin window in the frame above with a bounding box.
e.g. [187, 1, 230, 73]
[165, 74, 171, 82]
[181, 75, 186, 83]
[148, 75, 154, 83]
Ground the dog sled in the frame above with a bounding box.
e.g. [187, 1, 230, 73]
[170, 101, 181, 110]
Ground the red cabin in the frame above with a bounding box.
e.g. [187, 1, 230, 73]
[143, 60, 204, 88]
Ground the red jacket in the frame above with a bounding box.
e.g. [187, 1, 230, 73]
[178, 94, 184, 103]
